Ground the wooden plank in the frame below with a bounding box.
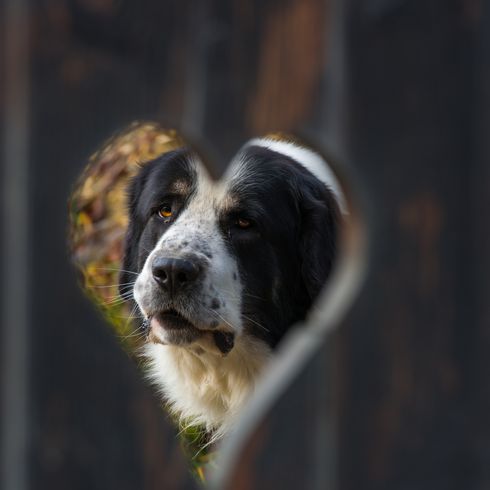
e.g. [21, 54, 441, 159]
[23, 1, 197, 488]
[0, 1, 30, 489]
[336, 2, 479, 489]
[219, 0, 490, 489]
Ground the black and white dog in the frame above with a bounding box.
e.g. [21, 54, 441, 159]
[120, 138, 345, 439]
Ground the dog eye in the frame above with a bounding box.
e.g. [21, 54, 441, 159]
[236, 217, 252, 229]
[158, 205, 173, 219]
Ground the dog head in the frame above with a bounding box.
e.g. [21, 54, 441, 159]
[120, 138, 343, 355]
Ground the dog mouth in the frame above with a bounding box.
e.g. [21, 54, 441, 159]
[154, 309, 195, 330]
[146, 308, 235, 354]
[148, 309, 202, 346]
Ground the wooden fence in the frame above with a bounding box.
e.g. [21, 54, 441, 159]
[1, 0, 489, 488]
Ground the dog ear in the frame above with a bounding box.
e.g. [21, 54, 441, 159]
[298, 176, 341, 302]
[119, 169, 148, 295]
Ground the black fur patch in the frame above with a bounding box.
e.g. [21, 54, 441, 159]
[221, 145, 340, 347]
[213, 331, 235, 354]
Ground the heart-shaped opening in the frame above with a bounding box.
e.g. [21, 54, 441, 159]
[69, 122, 363, 482]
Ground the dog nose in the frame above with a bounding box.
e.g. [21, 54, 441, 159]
[151, 257, 200, 294]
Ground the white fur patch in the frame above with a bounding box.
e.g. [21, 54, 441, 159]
[143, 336, 271, 441]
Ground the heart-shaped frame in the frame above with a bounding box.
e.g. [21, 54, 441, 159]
[69, 121, 367, 484]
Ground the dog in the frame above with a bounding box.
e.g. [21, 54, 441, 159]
[120, 137, 345, 440]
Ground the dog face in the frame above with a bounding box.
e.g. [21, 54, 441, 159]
[121, 139, 341, 357]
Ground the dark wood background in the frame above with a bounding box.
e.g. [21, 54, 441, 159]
[1, 0, 488, 489]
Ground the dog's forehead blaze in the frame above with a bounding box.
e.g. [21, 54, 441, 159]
[216, 192, 240, 214]
[182, 160, 241, 215]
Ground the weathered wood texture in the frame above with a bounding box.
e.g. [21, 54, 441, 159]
[336, 3, 486, 489]
[1, 0, 489, 489]
[222, 1, 490, 490]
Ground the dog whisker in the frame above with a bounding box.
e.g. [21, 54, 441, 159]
[105, 291, 133, 300]
[110, 312, 144, 320]
[94, 267, 139, 276]
[104, 295, 133, 306]
[241, 313, 270, 333]
[91, 282, 136, 289]
[206, 308, 238, 332]
[125, 303, 142, 324]
[117, 329, 146, 341]
[242, 292, 267, 302]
